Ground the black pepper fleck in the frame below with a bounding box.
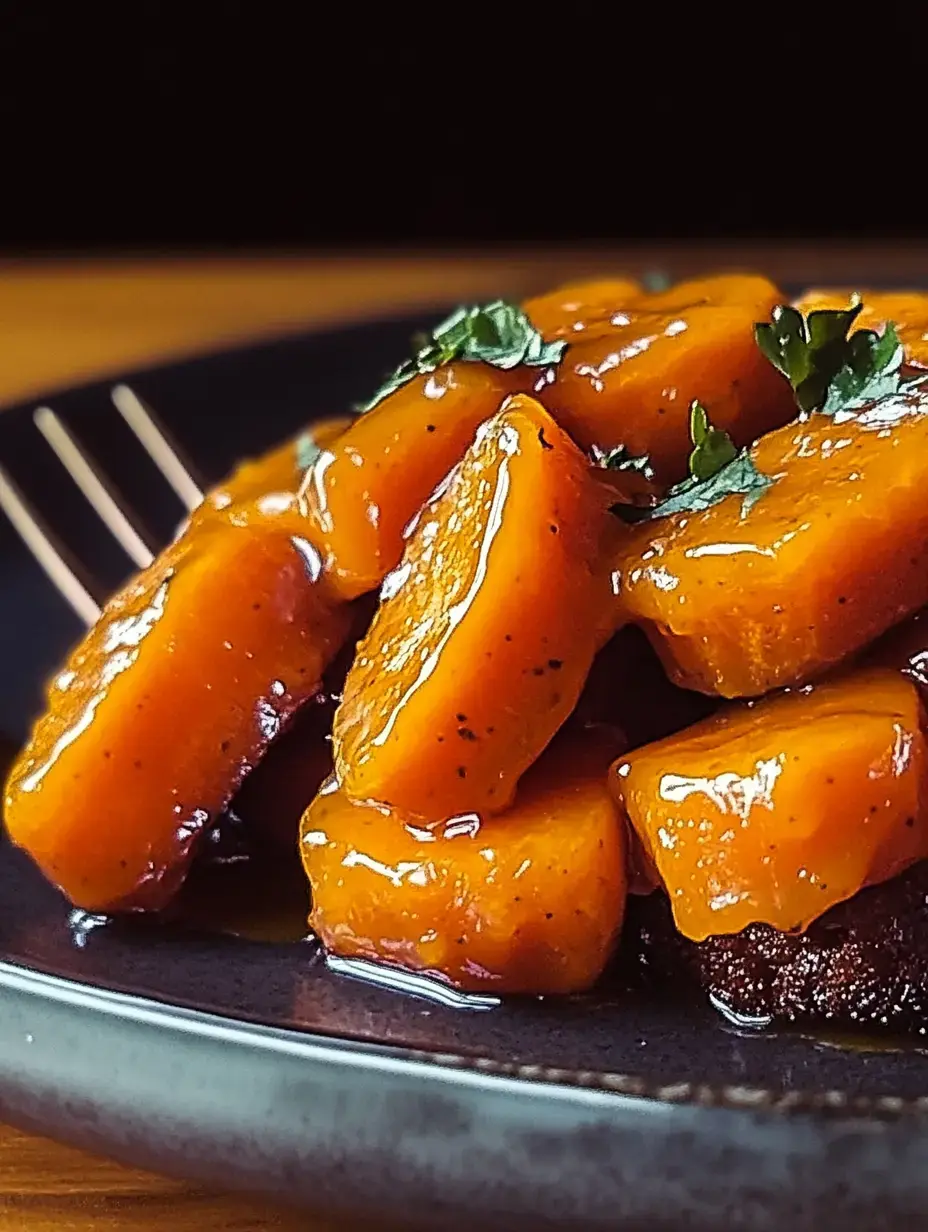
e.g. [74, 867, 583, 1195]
[457, 766, 467, 778]
[221, 740, 230, 753]
[549, 524, 559, 535]
[532, 666, 545, 676]
[548, 659, 563, 670]
[538, 428, 553, 450]
[545, 912, 553, 920]
[456, 713, 467, 722]
[426, 424, 436, 433]
[458, 728, 477, 741]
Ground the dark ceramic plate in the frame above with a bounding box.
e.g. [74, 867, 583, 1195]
[4, 313, 928, 1231]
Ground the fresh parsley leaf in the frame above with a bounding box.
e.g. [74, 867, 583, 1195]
[362, 301, 567, 411]
[754, 302, 866, 415]
[655, 451, 772, 520]
[821, 322, 906, 415]
[688, 401, 737, 480]
[612, 401, 772, 524]
[590, 444, 655, 480]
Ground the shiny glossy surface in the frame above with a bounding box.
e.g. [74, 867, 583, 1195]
[9, 313, 928, 1230]
[617, 389, 928, 696]
[199, 415, 353, 524]
[304, 363, 529, 600]
[333, 395, 617, 819]
[522, 277, 642, 338]
[538, 274, 796, 487]
[302, 730, 627, 993]
[795, 288, 928, 368]
[4, 519, 351, 912]
[615, 669, 928, 941]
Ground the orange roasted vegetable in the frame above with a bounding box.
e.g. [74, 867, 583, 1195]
[302, 730, 627, 993]
[333, 394, 617, 819]
[204, 416, 353, 516]
[794, 289, 928, 368]
[523, 277, 642, 339]
[614, 669, 928, 941]
[304, 364, 530, 599]
[4, 521, 351, 912]
[539, 274, 795, 487]
[617, 388, 928, 697]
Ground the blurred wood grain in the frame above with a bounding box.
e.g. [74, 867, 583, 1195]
[0, 243, 924, 1229]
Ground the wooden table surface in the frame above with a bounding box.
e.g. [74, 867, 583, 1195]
[1, 243, 926, 1229]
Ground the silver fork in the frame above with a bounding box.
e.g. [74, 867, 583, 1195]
[0, 384, 204, 627]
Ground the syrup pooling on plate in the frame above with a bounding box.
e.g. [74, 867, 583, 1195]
[15, 273, 928, 1025]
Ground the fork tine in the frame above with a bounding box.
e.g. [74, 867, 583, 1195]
[0, 463, 102, 626]
[34, 408, 155, 570]
[111, 384, 204, 513]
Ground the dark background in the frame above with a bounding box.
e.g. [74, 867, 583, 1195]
[0, 8, 907, 253]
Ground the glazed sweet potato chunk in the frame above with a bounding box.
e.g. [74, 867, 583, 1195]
[540, 274, 795, 487]
[304, 364, 529, 600]
[302, 731, 627, 993]
[614, 669, 928, 941]
[205, 416, 352, 513]
[333, 394, 617, 819]
[522, 277, 642, 339]
[794, 289, 928, 369]
[4, 521, 351, 912]
[617, 388, 928, 697]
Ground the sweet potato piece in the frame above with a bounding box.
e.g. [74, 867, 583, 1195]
[540, 274, 795, 487]
[304, 364, 530, 600]
[302, 730, 627, 993]
[196, 415, 354, 535]
[333, 394, 617, 819]
[794, 289, 928, 369]
[617, 388, 928, 697]
[523, 277, 642, 339]
[614, 669, 928, 941]
[4, 521, 351, 912]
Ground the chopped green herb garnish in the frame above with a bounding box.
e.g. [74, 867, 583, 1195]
[362, 301, 566, 411]
[821, 322, 905, 414]
[613, 401, 772, 524]
[754, 302, 866, 415]
[687, 400, 737, 479]
[754, 301, 917, 417]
